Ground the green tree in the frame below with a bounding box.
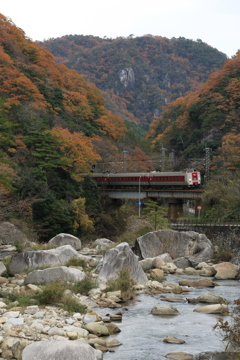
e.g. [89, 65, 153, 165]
[141, 199, 168, 230]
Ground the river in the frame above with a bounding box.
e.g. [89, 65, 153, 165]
[97, 274, 240, 360]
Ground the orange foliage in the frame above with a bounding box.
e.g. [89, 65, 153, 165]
[94, 111, 127, 141]
[50, 127, 101, 180]
[152, 125, 172, 147]
[63, 90, 94, 119]
[127, 147, 154, 172]
[221, 133, 240, 169]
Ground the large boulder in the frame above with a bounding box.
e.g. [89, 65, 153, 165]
[0, 222, 28, 245]
[49, 233, 81, 250]
[134, 230, 213, 264]
[97, 242, 148, 284]
[93, 238, 115, 251]
[22, 340, 103, 360]
[7, 245, 83, 275]
[0, 261, 7, 276]
[24, 266, 86, 285]
[213, 262, 239, 280]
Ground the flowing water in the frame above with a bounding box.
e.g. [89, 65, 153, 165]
[98, 275, 240, 360]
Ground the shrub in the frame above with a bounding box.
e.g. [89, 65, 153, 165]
[106, 267, 136, 300]
[63, 295, 86, 314]
[212, 248, 233, 263]
[65, 258, 87, 269]
[14, 239, 25, 253]
[71, 276, 97, 295]
[35, 281, 67, 305]
[213, 299, 240, 355]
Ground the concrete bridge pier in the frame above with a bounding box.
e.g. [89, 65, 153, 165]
[168, 199, 184, 220]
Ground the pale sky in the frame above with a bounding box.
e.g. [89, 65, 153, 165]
[1, 0, 240, 58]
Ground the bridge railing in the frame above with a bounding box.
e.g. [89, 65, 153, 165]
[169, 218, 240, 227]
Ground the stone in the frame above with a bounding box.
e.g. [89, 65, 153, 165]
[184, 267, 200, 275]
[150, 268, 164, 280]
[152, 256, 166, 268]
[163, 283, 182, 294]
[12, 339, 30, 360]
[150, 305, 179, 316]
[193, 304, 229, 314]
[49, 233, 81, 250]
[7, 245, 83, 275]
[213, 262, 239, 280]
[22, 340, 103, 360]
[48, 233, 82, 250]
[93, 238, 115, 251]
[166, 352, 193, 360]
[139, 258, 154, 271]
[161, 296, 186, 303]
[82, 314, 97, 325]
[84, 322, 110, 336]
[63, 325, 88, 338]
[93, 343, 108, 352]
[0, 222, 28, 246]
[197, 292, 226, 304]
[163, 336, 186, 344]
[106, 339, 122, 347]
[105, 322, 121, 334]
[67, 332, 78, 340]
[193, 352, 234, 360]
[162, 262, 177, 274]
[0, 262, 7, 276]
[179, 278, 215, 288]
[97, 242, 148, 284]
[135, 230, 213, 263]
[24, 266, 86, 285]
[174, 257, 191, 269]
[48, 327, 65, 336]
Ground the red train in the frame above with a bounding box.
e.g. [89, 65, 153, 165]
[91, 169, 201, 189]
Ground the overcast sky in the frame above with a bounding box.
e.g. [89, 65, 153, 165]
[1, 0, 240, 58]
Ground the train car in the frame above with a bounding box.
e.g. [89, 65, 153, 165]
[108, 173, 150, 188]
[91, 169, 201, 189]
[148, 169, 201, 189]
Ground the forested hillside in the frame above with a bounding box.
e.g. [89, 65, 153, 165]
[145, 51, 240, 219]
[0, 14, 155, 240]
[41, 35, 227, 128]
[146, 51, 240, 168]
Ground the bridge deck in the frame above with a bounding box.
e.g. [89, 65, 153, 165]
[102, 188, 203, 200]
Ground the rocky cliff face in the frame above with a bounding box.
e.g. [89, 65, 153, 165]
[118, 67, 135, 88]
[40, 35, 227, 126]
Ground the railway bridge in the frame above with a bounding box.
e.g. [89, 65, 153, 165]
[100, 188, 204, 220]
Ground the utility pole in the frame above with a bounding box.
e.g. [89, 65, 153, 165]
[205, 147, 211, 183]
[122, 150, 128, 172]
[161, 145, 166, 171]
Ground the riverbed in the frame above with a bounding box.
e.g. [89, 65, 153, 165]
[98, 274, 240, 360]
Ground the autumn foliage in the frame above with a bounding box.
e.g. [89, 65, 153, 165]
[0, 14, 126, 237]
[146, 51, 240, 172]
[41, 34, 227, 126]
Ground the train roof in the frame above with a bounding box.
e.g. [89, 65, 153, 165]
[91, 170, 199, 177]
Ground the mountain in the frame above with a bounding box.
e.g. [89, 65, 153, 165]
[40, 35, 227, 129]
[0, 14, 155, 240]
[146, 51, 240, 172]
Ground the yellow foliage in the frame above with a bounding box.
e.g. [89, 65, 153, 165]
[72, 197, 94, 232]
